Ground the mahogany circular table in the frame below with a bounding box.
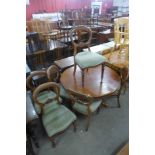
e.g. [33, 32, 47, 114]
[60, 65, 121, 98]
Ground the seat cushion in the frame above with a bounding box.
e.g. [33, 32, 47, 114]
[60, 84, 70, 99]
[83, 44, 111, 55]
[73, 100, 102, 115]
[75, 51, 107, 69]
[34, 90, 62, 114]
[42, 104, 76, 137]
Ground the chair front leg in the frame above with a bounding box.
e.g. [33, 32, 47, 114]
[85, 114, 91, 131]
[101, 63, 104, 83]
[49, 137, 56, 148]
[117, 94, 121, 108]
[96, 105, 101, 114]
[72, 120, 77, 132]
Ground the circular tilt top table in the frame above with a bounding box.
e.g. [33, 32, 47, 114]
[60, 65, 121, 98]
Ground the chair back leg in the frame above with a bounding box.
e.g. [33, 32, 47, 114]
[72, 121, 77, 132]
[81, 69, 85, 87]
[49, 137, 56, 148]
[101, 63, 105, 83]
[73, 64, 77, 75]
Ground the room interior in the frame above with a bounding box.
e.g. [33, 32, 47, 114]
[26, 0, 129, 154]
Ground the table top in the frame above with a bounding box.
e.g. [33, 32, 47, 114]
[116, 143, 129, 155]
[60, 65, 121, 98]
[54, 56, 74, 72]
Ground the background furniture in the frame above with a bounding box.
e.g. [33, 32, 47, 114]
[104, 49, 129, 94]
[113, 17, 129, 57]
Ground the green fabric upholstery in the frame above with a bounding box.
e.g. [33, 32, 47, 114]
[42, 102, 76, 137]
[75, 51, 107, 69]
[34, 90, 62, 114]
[83, 44, 111, 55]
[104, 41, 115, 48]
[73, 100, 102, 115]
[60, 84, 70, 99]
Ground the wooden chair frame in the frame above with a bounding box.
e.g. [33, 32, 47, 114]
[67, 88, 102, 131]
[33, 82, 76, 147]
[69, 26, 105, 87]
[47, 65, 60, 83]
[26, 70, 47, 92]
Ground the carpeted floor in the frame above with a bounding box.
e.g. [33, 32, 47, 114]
[30, 88, 129, 155]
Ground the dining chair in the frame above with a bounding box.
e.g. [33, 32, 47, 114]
[69, 25, 107, 87]
[67, 89, 102, 131]
[47, 65, 70, 100]
[113, 17, 129, 57]
[26, 70, 62, 115]
[33, 82, 77, 147]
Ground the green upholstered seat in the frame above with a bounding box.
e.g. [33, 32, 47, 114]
[34, 90, 62, 114]
[73, 100, 102, 115]
[60, 84, 70, 99]
[83, 44, 111, 55]
[42, 102, 76, 137]
[75, 51, 107, 69]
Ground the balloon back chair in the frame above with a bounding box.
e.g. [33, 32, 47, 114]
[33, 82, 77, 147]
[69, 26, 107, 87]
[67, 88, 102, 131]
[47, 65, 70, 100]
[26, 70, 62, 115]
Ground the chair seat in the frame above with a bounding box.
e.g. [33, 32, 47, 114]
[83, 44, 111, 55]
[75, 51, 107, 69]
[42, 103, 76, 137]
[73, 100, 102, 115]
[34, 90, 62, 114]
[60, 84, 70, 99]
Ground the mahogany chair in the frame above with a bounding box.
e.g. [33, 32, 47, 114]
[33, 82, 77, 147]
[26, 70, 62, 115]
[69, 26, 107, 87]
[67, 89, 102, 131]
[47, 65, 70, 100]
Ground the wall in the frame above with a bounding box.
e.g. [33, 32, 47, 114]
[26, 0, 113, 21]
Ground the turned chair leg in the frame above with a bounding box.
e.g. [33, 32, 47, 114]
[81, 69, 85, 87]
[101, 64, 104, 83]
[97, 106, 101, 114]
[85, 115, 91, 131]
[73, 64, 77, 75]
[49, 137, 56, 148]
[122, 82, 127, 94]
[117, 95, 121, 108]
[72, 121, 77, 132]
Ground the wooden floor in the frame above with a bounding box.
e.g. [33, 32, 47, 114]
[117, 143, 129, 155]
